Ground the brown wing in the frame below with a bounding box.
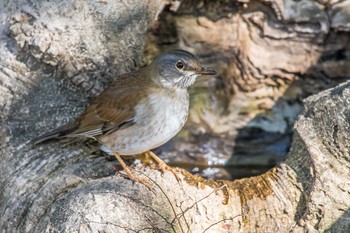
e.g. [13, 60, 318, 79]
[71, 70, 155, 137]
[32, 67, 158, 144]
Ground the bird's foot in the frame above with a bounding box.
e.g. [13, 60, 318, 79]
[113, 152, 152, 190]
[145, 151, 182, 185]
[122, 170, 153, 191]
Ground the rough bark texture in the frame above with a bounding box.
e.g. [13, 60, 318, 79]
[146, 0, 350, 179]
[1, 0, 350, 232]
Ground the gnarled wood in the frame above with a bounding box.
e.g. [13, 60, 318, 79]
[1, 0, 350, 232]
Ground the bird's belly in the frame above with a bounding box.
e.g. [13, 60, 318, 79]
[100, 91, 189, 155]
[110, 121, 183, 155]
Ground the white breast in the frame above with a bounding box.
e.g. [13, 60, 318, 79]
[100, 89, 189, 155]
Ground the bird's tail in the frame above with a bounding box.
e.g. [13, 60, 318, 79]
[31, 123, 78, 145]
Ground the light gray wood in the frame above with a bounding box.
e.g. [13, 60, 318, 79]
[1, 0, 350, 232]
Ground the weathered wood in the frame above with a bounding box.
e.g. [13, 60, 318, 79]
[146, 0, 350, 175]
[1, 0, 350, 232]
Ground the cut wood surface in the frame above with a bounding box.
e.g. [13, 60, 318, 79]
[1, 0, 350, 232]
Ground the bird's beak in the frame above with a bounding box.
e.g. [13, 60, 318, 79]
[195, 67, 217, 75]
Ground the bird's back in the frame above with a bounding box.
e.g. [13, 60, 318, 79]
[32, 67, 157, 144]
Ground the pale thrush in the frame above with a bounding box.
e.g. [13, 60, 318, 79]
[33, 49, 217, 189]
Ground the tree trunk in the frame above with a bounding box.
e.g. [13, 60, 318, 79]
[1, 0, 350, 232]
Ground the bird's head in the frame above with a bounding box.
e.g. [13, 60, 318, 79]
[152, 50, 217, 89]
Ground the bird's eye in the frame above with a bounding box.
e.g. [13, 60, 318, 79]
[176, 61, 185, 70]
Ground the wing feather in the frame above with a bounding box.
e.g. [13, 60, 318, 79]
[68, 69, 156, 137]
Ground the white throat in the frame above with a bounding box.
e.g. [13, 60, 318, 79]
[161, 72, 199, 89]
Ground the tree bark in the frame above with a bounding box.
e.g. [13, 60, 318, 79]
[1, 0, 350, 232]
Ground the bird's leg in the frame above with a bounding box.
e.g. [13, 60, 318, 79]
[91, 137, 153, 190]
[145, 151, 181, 184]
[113, 151, 153, 190]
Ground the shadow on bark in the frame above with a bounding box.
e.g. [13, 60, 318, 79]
[1, 0, 350, 232]
[146, 0, 350, 181]
[326, 208, 350, 232]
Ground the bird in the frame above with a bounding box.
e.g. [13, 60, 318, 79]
[32, 49, 217, 189]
